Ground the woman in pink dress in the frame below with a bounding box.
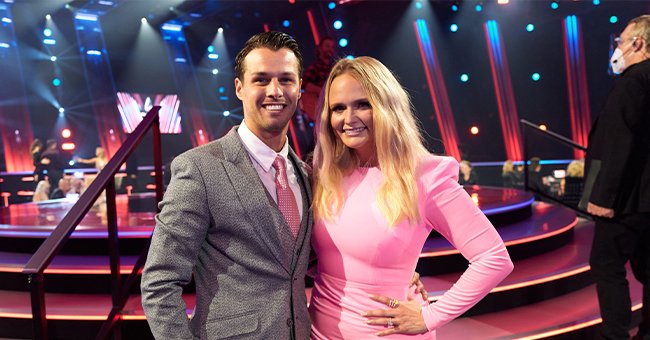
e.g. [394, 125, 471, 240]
[309, 56, 514, 339]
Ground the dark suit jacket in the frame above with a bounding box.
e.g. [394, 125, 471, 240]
[584, 58, 650, 215]
[141, 127, 313, 339]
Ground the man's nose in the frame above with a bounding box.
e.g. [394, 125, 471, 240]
[266, 79, 283, 98]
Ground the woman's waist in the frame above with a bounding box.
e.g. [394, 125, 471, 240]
[311, 272, 415, 307]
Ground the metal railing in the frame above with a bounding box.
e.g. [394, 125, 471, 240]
[520, 119, 589, 214]
[22, 106, 163, 340]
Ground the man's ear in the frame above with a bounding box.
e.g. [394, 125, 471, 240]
[235, 77, 243, 100]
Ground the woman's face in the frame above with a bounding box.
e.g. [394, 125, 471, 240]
[328, 73, 376, 164]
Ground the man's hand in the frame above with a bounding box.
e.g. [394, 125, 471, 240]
[363, 294, 428, 336]
[588, 202, 615, 218]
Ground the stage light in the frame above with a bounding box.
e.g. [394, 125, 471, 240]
[592, 0, 600, 4]
[539, 124, 547, 131]
[69, 160, 75, 166]
[161, 23, 182, 31]
[282, 20, 290, 27]
[61, 142, 76, 151]
[0, 43, 10, 48]
[223, 110, 230, 117]
[498, 0, 509, 4]
[415, 1, 423, 9]
[86, 50, 102, 56]
[50, 56, 57, 62]
[460, 74, 469, 82]
[333, 20, 343, 30]
[288, 0, 295, 3]
[475, 4, 482, 12]
[207, 45, 214, 53]
[450, 24, 458, 32]
[43, 28, 52, 37]
[470, 126, 479, 135]
[328, 2, 336, 10]
[65, 4, 71, 9]
[338, 38, 348, 47]
[609, 16, 618, 24]
[1, 17, 11, 23]
[346, 55, 354, 60]
[61, 128, 71, 138]
[46, 14, 51, 20]
[52, 78, 61, 87]
[75, 13, 98, 22]
[212, 68, 219, 75]
[141, 17, 147, 24]
[218, 27, 224, 33]
[451, 3, 459, 12]
[59, 107, 65, 113]
[208, 53, 219, 60]
[526, 24, 535, 32]
[219, 86, 225, 93]
[532, 73, 541, 81]
[43, 38, 56, 45]
[550, 1, 558, 10]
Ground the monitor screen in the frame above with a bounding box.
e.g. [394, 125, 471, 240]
[116, 92, 182, 134]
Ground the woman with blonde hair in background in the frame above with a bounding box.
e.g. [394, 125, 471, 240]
[309, 56, 513, 339]
[32, 180, 51, 202]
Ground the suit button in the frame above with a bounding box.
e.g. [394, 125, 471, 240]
[286, 318, 293, 327]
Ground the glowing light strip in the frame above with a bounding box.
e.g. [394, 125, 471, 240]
[0, 267, 136, 274]
[481, 197, 534, 215]
[563, 15, 590, 159]
[420, 217, 578, 257]
[288, 121, 302, 159]
[306, 10, 320, 45]
[413, 19, 461, 160]
[515, 303, 643, 340]
[484, 21, 523, 161]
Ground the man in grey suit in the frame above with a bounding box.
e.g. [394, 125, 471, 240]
[141, 31, 312, 339]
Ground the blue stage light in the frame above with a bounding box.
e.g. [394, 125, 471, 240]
[460, 74, 469, 82]
[333, 20, 343, 30]
[450, 24, 458, 32]
[526, 24, 535, 32]
[451, 4, 459, 12]
[532, 73, 540, 81]
[592, 0, 600, 5]
[52, 78, 61, 87]
[223, 110, 230, 117]
[550, 1, 558, 9]
[475, 4, 482, 12]
[339, 38, 348, 47]
[346, 55, 354, 60]
[219, 86, 225, 94]
[282, 20, 290, 27]
[207, 45, 214, 53]
[415, 1, 422, 9]
[43, 28, 52, 37]
[328, 2, 336, 10]
[609, 16, 618, 24]
[43, 38, 56, 45]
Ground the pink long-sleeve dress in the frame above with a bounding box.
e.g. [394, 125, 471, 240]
[309, 155, 513, 339]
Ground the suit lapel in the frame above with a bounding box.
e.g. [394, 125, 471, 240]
[221, 129, 292, 273]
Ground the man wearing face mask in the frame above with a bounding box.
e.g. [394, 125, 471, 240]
[582, 14, 650, 340]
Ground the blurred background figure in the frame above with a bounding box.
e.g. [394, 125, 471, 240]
[32, 180, 50, 202]
[559, 159, 585, 206]
[502, 159, 523, 188]
[75, 147, 108, 172]
[40, 139, 67, 191]
[301, 36, 337, 123]
[30, 139, 45, 184]
[49, 178, 72, 200]
[458, 160, 479, 185]
[527, 157, 550, 199]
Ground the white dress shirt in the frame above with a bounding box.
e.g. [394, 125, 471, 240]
[238, 120, 304, 220]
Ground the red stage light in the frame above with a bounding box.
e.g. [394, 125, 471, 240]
[61, 142, 76, 151]
[61, 128, 72, 138]
[470, 126, 479, 135]
[288, 0, 295, 3]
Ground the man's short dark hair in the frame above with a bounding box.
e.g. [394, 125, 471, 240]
[234, 31, 303, 81]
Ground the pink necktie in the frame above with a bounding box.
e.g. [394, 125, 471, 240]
[272, 155, 300, 238]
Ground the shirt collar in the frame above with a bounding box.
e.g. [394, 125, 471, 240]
[238, 119, 290, 172]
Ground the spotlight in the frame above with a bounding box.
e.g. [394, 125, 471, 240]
[592, 0, 600, 4]
[218, 27, 224, 33]
[415, 1, 422, 9]
[338, 38, 348, 47]
[450, 24, 458, 32]
[550, 1, 558, 10]
[207, 45, 214, 53]
[141, 17, 147, 23]
[219, 86, 225, 93]
[451, 3, 459, 11]
[532, 73, 541, 81]
[43, 28, 52, 37]
[333, 20, 343, 30]
[59, 107, 65, 113]
[208, 53, 219, 60]
[470, 126, 479, 135]
[46, 14, 51, 20]
[65, 4, 71, 9]
[61, 128, 71, 138]
[223, 110, 230, 117]
[282, 20, 290, 27]
[526, 24, 535, 32]
[50, 56, 57, 62]
[212, 69, 219, 75]
[346, 55, 354, 60]
[475, 4, 482, 12]
[52, 78, 61, 87]
[609, 16, 618, 24]
[328, 2, 336, 10]
[460, 74, 469, 82]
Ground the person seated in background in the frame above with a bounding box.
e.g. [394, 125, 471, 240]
[32, 180, 51, 202]
[502, 159, 523, 188]
[559, 159, 585, 206]
[458, 160, 479, 185]
[527, 157, 551, 199]
[49, 178, 72, 199]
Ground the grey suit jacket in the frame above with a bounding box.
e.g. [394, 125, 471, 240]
[141, 127, 313, 339]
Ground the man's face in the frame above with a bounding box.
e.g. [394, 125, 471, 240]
[235, 48, 302, 141]
[319, 39, 336, 60]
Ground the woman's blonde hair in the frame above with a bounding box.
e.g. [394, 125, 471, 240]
[566, 160, 584, 178]
[502, 160, 514, 175]
[313, 56, 428, 226]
